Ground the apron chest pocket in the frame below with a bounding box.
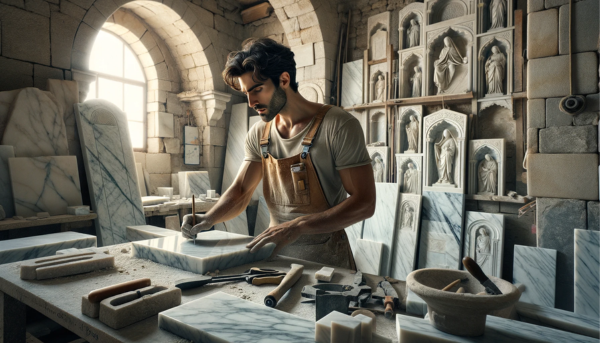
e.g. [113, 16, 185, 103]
[291, 163, 310, 204]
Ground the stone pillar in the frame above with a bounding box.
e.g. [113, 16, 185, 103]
[71, 69, 97, 102]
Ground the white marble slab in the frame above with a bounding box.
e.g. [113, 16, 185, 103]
[363, 182, 400, 276]
[131, 231, 275, 274]
[390, 193, 422, 281]
[406, 288, 427, 316]
[1, 88, 69, 157]
[253, 195, 270, 236]
[0, 146, 15, 217]
[75, 100, 146, 246]
[345, 220, 364, 259]
[179, 171, 211, 198]
[341, 60, 363, 107]
[354, 238, 383, 275]
[9, 156, 83, 217]
[0, 232, 96, 264]
[574, 229, 599, 318]
[126, 225, 180, 242]
[159, 291, 315, 342]
[513, 244, 557, 307]
[516, 302, 599, 339]
[417, 191, 465, 269]
[463, 211, 505, 278]
[396, 313, 597, 342]
[135, 163, 147, 197]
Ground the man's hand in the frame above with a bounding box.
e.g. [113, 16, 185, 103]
[181, 214, 213, 239]
[246, 221, 303, 259]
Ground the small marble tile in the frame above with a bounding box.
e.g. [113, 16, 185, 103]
[516, 302, 599, 339]
[354, 239, 383, 275]
[159, 292, 315, 342]
[165, 215, 180, 231]
[253, 196, 270, 236]
[316, 311, 361, 343]
[341, 60, 363, 107]
[0, 232, 96, 264]
[131, 231, 275, 274]
[354, 314, 374, 343]
[574, 229, 599, 318]
[513, 244, 557, 307]
[9, 156, 83, 217]
[179, 171, 211, 198]
[0, 146, 15, 217]
[463, 211, 505, 278]
[126, 225, 180, 242]
[406, 288, 427, 316]
[417, 191, 465, 270]
[390, 193, 422, 280]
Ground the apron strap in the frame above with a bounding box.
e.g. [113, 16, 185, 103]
[301, 105, 332, 158]
[260, 120, 272, 158]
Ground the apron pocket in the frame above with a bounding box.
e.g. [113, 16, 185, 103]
[290, 163, 310, 205]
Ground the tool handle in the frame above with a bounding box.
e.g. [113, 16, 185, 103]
[264, 264, 304, 308]
[442, 279, 461, 291]
[462, 256, 488, 283]
[252, 275, 285, 285]
[384, 296, 394, 319]
[88, 278, 151, 303]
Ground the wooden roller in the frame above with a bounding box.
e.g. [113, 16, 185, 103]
[88, 278, 151, 303]
[264, 264, 304, 308]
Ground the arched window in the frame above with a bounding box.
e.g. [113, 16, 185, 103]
[86, 30, 146, 150]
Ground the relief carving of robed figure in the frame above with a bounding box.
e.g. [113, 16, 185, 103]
[403, 162, 419, 194]
[434, 37, 467, 94]
[406, 115, 419, 152]
[407, 19, 420, 48]
[434, 129, 457, 185]
[490, 0, 506, 30]
[411, 67, 422, 98]
[485, 46, 506, 95]
[478, 154, 497, 194]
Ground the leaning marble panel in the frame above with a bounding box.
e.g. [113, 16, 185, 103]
[367, 107, 387, 144]
[463, 211, 504, 277]
[396, 106, 423, 154]
[341, 60, 364, 107]
[399, 3, 425, 50]
[399, 49, 425, 98]
[354, 238, 383, 275]
[477, 30, 513, 97]
[574, 229, 599, 318]
[368, 63, 388, 104]
[423, 109, 468, 194]
[513, 244, 557, 307]
[396, 154, 423, 195]
[367, 146, 390, 183]
[367, 11, 390, 62]
[75, 100, 145, 246]
[391, 193, 422, 280]
[468, 139, 505, 196]
[179, 171, 211, 198]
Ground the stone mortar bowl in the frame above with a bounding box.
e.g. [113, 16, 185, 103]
[406, 268, 521, 336]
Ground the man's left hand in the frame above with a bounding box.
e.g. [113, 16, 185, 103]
[246, 221, 302, 259]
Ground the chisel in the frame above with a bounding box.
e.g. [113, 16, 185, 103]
[264, 264, 304, 308]
[462, 256, 502, 295]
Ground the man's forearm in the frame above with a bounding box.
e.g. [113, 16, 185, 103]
[203, 185, 253, 225]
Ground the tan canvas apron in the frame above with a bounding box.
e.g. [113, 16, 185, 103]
[259, 105, 356, 270]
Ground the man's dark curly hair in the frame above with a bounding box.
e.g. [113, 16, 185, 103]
[222, 37, 298, 92]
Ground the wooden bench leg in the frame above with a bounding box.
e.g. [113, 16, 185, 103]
[0, 291, 26, 343]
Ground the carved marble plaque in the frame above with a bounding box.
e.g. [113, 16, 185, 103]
[397, 105, 423, 154]
[367, 146, 390, 183]
[463, 211, 505, 277]
[396, 154, 423, 195]
[367, 11, 390, 61]
[391, 193, 422, 280]
[468, 139, 505, 196]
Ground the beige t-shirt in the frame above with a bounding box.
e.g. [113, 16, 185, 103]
[244, 106, 371, 207]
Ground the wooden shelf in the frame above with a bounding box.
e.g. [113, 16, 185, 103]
[0, 213, 97, 231]
[466, 194, 533, 204]
[343, 92, 474, 111]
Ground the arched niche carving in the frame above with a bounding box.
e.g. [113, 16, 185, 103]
[478, 36, 513, 97]
[367, 11, 390, 61]
[396, 105, 423, 154]
[370, 70, 387, 103]
[463, 212, 505, 277]
[399, 3, 425, 50]
[369, 109, 387, 144]
[368, 146, 390, 182]
[298, 82, 324, 104]
[427, 0, 472, 25]
[400, 52, 424, 99]
[396, 153, 423, 195]
[468, 139, 505, 196]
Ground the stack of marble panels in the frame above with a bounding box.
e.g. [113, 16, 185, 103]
[513, 244, 557, 307]
[126, 225, 180, 242]
[574, 229, 599, 318]
[0, 232, 96, 264]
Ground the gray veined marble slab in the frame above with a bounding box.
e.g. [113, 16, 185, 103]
[341, 60, 364, 107]
[354, 238, 383, 275]
[126, 225, 180, 242]
[159, 291, 315, 342]
[396, 313, 597, 343]
[390, 193, 422, 281]
[513, 244, 557, 307]
[363, 182, 400, 276]
[417, 191, 465, 270]
[574, 229, 599, 318]
[178, 171, 211, 198]
[131, 230, 275, 274]
[346, 220, 364, 261]
[9, 156, 83, 217]
[253, 195, 270, 236]
[0, 232, 96, 264]
[516, 302, 600, 339]
[75, 100, 145, 246]
[463, 211, 505, 278]
[1, 88, 69, 157]
[0, 146, 15, 217]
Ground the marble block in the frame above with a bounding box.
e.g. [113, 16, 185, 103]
[363, 183, 400, 276]
[354, 239, 383, 275]
[131, 231, 275, 275]
[354, 314, 374, 343]
[315, 266, 335, 282]
[157, 187, 173, 199]
[417, 191, 465, 270]
[75, 100, 146, 246]
[152, 112, 174, 138]
[1, 88, 69, 157]
[0, 232, 96, 264]
[179, 171, 211, 198]
[391, 193, 422, 280]
[67, 206, 89, 215]
[463, 211, 505, 278]
[396, 313, 597, 343]
[20, 251, 114, 280]
[135, 163, 147, 197]
[341, 60, 363, 107]
[126, 225, 180, 242]
[345, 220, 363, 259]
[254, 196, 270, 236]
[159, 291, 316, 342]
[516, 302, 600, 339]
[574, 229, 599, 318]
[406, 288, 427, 316]
[0, 146, 15, 217]
[316, 311, 361, 343]
[513, 244, 557, 307]
[9, 156, 83, 217]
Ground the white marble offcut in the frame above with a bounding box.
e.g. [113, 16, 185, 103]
[463, 211, 505, 278]
[0, 146, 15, 217]
[1, 88, 69, 157]
[179, 171, 211, 198]
[354, 239, 383, 275]
[0, 232, 96, 264]
[390, 193, 422, 281]
[131, 230, 275, 274]
[315, 266, 335, 282]
[159, 291, 315, 342]
[9, 156, 83, 217]
[126, 225, 180, 242]
[316, 311, 361, 343]
[341, 60, 364, 107]
[516, 302, 599, 339]
[417, 191, 465, 270]
[513, 244, 557, 307]
[406, 288, 427, 316]
[253, 196, 270, 236]
[67, 205, 90, 215]
[75, 100, 146, 246]
[574, 229, 599, 318]
[363, 183, 400, 276]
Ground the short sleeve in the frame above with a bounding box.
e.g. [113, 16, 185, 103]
[244, 121, 263, 162]
[331, 118, 371, 170]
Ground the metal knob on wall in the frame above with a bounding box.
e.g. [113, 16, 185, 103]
[559, 95, 587, 116]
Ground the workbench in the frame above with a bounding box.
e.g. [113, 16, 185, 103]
[0, 243, 402, 343]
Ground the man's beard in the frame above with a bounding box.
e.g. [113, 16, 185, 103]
[255, 86, 287, 122]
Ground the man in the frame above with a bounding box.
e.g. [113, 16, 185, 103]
[181, 38, 376, 269]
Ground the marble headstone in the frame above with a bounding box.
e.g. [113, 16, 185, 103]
[513, 244, 557, 307]
[75, 100, 145, 246]
[417, 191, 465, 270]
[341, 60, 363, 107]
[463, 211, 505, 277]
[9, 156, 83, 217]
[0, 232, 96, 264]
[396, 153, 423, 195]
[0, 146, 15, 217]
[354, 238, 383, 275]
[391, 193, 422, 280]
[574, 229, 599, 318]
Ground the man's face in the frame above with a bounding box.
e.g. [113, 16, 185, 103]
[238, 72, 287, 122]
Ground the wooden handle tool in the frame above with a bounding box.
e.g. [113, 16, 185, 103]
[384, 296, 394, 318]
[264, 264, 304, 308]
[252, 275, 285, 286]
[442, 279, 461, 291]
[88, 278, 151, 303]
